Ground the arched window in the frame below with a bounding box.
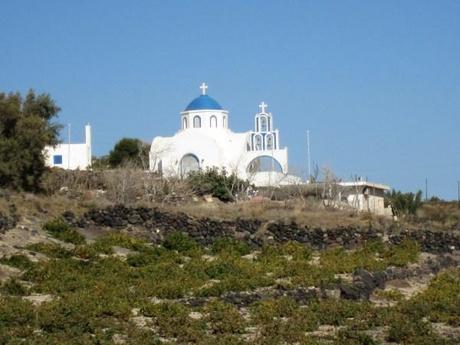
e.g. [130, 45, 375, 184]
[182, 117, 188, 129]
[223, 116, 227, 128]
[255, 134, 262, 150]
[193, 116, 201, 128]
[260, 116, 268, 132]
[247, 156, 283, 174]
[180, 154, 200, 177]
[210, 116, 217, 128]
[266, 134, 274, 150]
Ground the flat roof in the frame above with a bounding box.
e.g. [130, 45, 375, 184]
[338, 181, 391, 190]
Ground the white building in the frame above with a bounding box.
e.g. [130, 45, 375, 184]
[44, 124, 92, 170]
[150, 83, 298, 186]
[338, 181, 392, 216]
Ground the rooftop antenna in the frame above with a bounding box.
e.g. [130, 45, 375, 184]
[306, 130, 311, 182]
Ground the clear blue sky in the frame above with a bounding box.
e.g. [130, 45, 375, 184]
[1, 1, 459, 199]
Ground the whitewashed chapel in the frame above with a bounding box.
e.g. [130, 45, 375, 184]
[149, 83, 299, 186]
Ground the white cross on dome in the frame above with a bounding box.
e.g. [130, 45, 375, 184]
[200, 82, 208, 95]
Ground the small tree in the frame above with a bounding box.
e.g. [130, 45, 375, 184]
[0, 90, 61, 191]
[108, 138, 149, 169]
[385, 189, 423, 216]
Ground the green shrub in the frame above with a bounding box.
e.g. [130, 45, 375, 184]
[27, 242, 73, 259]
[335, 329, 377, 345]
[211, 237, 251, 256]
[141, 302, 205, 342]
[43, 218, 85, 245]
[387, 315, 432, 343]
[187, 167, 250, 202]
[0, 297, 35, 326]
[126, 252, 157, 267]
[310, 299, 374, 327]
[403, 268, 460, 326]
[0, 254, 35, 270]
[279, 241, 313, 261]
[251, 297, 299, 324]
[204, 300, 246, 334]
[0, 279, 27, 296]
[163, 231, 197, 252]
[384, 239, 419, 267]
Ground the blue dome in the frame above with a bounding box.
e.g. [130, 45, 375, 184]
[185, 95, 223, 111]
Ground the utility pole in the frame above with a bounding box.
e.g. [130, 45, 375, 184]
[457, 180, 460, 207]
[67, 123, 71, 169]
[306, 130, 311, 183]
[425, 177, 428, 201]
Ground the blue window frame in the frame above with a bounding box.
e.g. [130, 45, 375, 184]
[53, 155, 63, 165]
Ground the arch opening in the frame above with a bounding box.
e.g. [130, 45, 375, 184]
[260, 116, 268, 132]
[180, 153, 200, 177]
[210, 115, 217, 128]
[247, 155, 283, 174]
[193, 116, 201, 128]
[255, 134, 262, 150]
[266, 133, 274, 150]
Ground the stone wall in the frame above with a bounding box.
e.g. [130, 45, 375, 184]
[66, 205, 460, 253]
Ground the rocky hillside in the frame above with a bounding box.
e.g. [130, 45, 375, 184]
[0, 197, 459, 344]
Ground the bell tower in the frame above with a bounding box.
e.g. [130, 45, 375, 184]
[249, 102, 279, 151]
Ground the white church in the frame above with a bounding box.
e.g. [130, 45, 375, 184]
[149, 83, 300, 186]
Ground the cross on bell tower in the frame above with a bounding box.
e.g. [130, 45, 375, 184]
[259, 101, 268, 113]
[200, 82, 208, 95]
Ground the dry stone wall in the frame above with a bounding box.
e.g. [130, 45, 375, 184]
[64, 205, 460, 253]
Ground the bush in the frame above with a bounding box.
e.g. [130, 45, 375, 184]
[336, 329, 377, 345]
[163, 231, 197, 252]
[384, 239, 419, 267]
[251, 297, 299, 324]
[27, 242, 73, 259]
[43, 218, 85, 245]
[0, 279, 27, 296]
[187, 167, 250, 202]
[204, 300, 246, 334]
[211, 237, 251, 256]
[0, 254, 35, 270]
[387, 315, 432, 343]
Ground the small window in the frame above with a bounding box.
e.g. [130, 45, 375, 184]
[183, 117, 188, 129]
[193, 116, 201, 128]
[223, 116, 227, 128]
[53, 155, 63, 165]
[210, 116, 217, 128]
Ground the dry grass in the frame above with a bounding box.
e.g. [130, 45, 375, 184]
[0, 192, 89, 223]
[161, 199, 386, 229]
[0, 190, 383, 229]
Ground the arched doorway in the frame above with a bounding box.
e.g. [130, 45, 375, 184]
[180, 153, 200, 177]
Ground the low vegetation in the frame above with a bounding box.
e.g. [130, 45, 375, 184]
[1, 227, 458, 344]
[187, 167, 251, 202]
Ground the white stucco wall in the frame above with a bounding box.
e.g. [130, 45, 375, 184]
[150, 127, 290, 186]
[44, 125, 92, 170]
